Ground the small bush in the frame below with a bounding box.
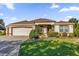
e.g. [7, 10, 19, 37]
[39, 34, 46, 39]
[29, 30, 39, 39]
[69, 33, 74, 37]
[53, 32, 58, 37]
[29, 26, 43, 39]
[35, 26, 43, 34]
[62, 32, 67, 37]
[47, 29, 58, 37]
[74, 24, 79, 37]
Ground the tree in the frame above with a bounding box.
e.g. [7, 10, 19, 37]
[74, 24, 79, 37]
[68, 18, 78, 28]
[0, 19, 5, 30]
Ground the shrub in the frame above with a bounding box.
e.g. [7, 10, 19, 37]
[62, 32, 67, 37]
[53, 32, 58, 37]
[69, 33, 74, 37]
[74, 24, 79, 37]
[29, 30, 39, 39]
[58, 32, 62, 37]
[39, 33, 46, 39]
[47, 29, 58, 37]
[35, 26, 43, 34]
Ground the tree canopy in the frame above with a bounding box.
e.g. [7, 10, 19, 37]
[69, 18, 78, 28]
[74, 24, 79, 37]
[69, 18, 78, 23]
[0, 19, 5, 30]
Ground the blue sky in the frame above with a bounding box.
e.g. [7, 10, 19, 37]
[0, 3, 79, 25]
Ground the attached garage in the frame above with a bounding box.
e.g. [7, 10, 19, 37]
[12, 28, 32, 36]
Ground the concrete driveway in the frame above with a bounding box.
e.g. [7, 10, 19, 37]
[0, 36, 27, 56]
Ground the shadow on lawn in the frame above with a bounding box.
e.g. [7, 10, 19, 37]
[19, 40, 79, 56]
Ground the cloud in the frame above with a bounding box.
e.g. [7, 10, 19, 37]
[1, 3, 15, 10]
[63, 16, 74, 21]
[10, 17, 17, 20]
[59, 6, 79, 12]
[50, 3, 60, 9]
[66, 16, 73, 19]
[0, 0, 13, 3]
[4, 17, 17, 25]
[0, 13, 4, 16]
[4, 17, 17, 21]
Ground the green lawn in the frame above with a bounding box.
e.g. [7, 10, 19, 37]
[19, 37, 79, 56]
[0, 32, 6, 36]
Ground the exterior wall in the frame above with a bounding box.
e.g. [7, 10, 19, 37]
[43, 27, 47, 33]
[54, 24, 74, 33]
[6, 22, 74, 36]
[6, 28, 8, 35]
[9, 27, 12, 36]
[43, 27, 48, 37]
[32, 25, 35, 30]
[6, 27, 12, 36]
[6, 27, 9, 36]
[54, 25, 59, 32]
[6, 23, 35, 36]
[6, 26, 12, 36]
[69, 25, 74, 33]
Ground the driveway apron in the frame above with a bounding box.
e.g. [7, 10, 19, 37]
[0, 36, 27, 56]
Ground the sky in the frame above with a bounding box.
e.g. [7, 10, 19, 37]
[0, 3, 79, 25]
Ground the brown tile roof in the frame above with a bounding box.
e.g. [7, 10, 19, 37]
[12, 21, 34, 24]
[55, 21, 74, 25]
[6, 19, 74, 27]
[9, 18, 56, 25]
[31, 18, 56, 23]
[56, 21, 69, 23]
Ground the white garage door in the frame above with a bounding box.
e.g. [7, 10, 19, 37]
[13, 28, 32, 36]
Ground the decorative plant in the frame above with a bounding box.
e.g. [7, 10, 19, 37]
[47, 29, 58, 37]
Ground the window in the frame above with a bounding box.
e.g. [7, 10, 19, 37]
[59, 26, 69, 32]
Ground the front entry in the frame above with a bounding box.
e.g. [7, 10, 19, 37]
[36, 25, 53, 37]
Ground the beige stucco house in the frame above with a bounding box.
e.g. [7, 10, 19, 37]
[6, 18, 74, 36]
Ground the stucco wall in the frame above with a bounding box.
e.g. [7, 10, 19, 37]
[69, 25, 74, 33]
[6, 27, 12, 36]
[54, 24, 74, 33]
[54, 25, 59, 32]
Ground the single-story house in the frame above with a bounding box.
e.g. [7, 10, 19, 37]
[6, 18, 74, 37]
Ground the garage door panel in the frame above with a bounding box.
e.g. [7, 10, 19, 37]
[13, 28, 32, 36]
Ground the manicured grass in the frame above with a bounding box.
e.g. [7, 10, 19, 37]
[19, 38, 79, 56]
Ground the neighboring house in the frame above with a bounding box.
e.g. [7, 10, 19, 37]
[6, 18, 74, 36]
